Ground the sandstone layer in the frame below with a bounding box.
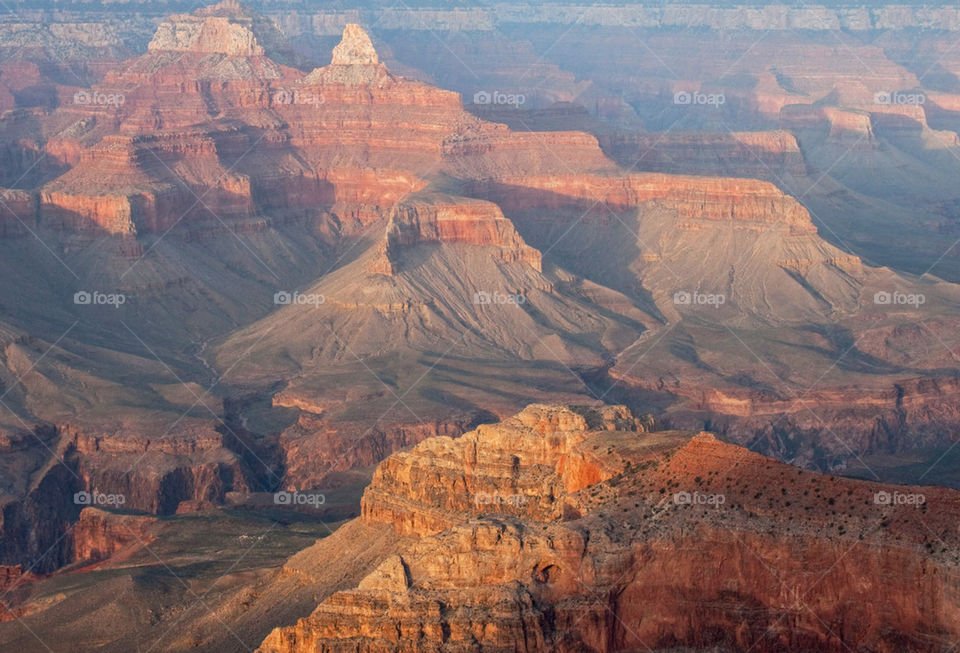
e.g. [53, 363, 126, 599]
[260, 404, 960, 652]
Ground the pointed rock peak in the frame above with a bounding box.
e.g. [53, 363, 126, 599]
[331, 24, 379, 65]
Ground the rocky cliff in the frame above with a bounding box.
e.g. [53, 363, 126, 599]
[71, 507, 156, 564]
[0, 189, 35, 236]
[476, 172, 816, 231]
[599, 130, 808, 179]
[373, 196, 543, 274]
[260, 404, 960, 652]
[266, 4, 960, 34]
[360, 404, 653, 535]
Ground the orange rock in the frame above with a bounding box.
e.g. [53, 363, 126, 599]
[71, 507, 156, 564]
[259, 404, 960, 653]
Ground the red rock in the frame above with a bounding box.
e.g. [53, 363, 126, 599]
[600, 129, 808, 178]
[360, 404, 654, 536]
[71, 507, 156, 564]
[475, 172, 817, 231]
[373, 196, 542, 274]
[259, 404, 960, 653]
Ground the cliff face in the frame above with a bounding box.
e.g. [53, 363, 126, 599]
[476, 172, 816, 231]
[0, 457, 79, 575]
[374, 196, 543, 274]
[668, 374, 960, 467]
[276, 413, 477, 489]
[71, 507, 156, 564]
[599, 130, 808, 179]
[264, 5, 960, 34]
[0, 189, 35, 236]
[0, 415, 255, 579]
[67, 422, 252, 515]
[360, 405, 652, 535]
[148, 8, 265, 56]
[26, 12, 620, 240]
[260, 405, 960, 653]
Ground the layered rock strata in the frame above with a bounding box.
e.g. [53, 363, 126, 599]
[260, 404, 960, 652]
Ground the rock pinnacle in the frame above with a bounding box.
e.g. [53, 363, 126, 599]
[331, 24, 379, 65]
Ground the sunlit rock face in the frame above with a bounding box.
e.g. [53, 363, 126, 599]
[260, 404, 960, 653]
[330, 23, 379, 65]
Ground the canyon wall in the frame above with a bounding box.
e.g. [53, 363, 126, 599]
[71, 507, 156, 563]
[265, 4, 960, 34]
[599, 130, 808, 179]
[374, 197, 543, 274]
[260, 405, 960, 653]
[474, 173, 816, 231]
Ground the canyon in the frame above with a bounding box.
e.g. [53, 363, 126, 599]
[0, 1, 960, 650]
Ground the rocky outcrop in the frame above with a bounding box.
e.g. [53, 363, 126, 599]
[66, 424, 252, 515]
[373, 196, 543, 274]
[147, 0, 291, 59]
[599, 130, 808, 179]
[330, 23, 378, 65]
[148, 11, 264, 56]
[360, 404, 653, 535]
[475, 172, 816, 231]
[71, 507, 156, 564]
[260, 405, 960, 653]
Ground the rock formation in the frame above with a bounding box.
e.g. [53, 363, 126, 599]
[599, 130, 808, 179]
[0, 4, 960, 622]
[1, 5, 960, 650]
[478, 172, 817, 229]
[330, 23, 378, 65]
[373, 195, 543, 274]
[148, 6, 265, 56]
[360, 404, 653, 535]
[71, 507, 156, 564]
[259, 404, 960, 652]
